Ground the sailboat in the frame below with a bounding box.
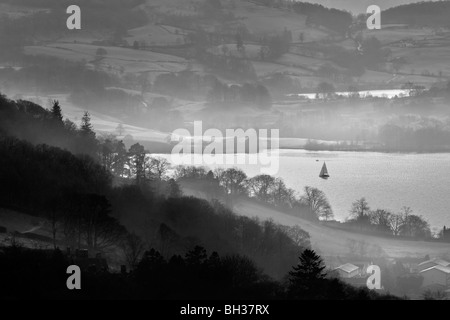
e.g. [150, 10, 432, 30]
[319, 162, 330, 179]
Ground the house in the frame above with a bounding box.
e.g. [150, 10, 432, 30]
[418, 258, 450, 272]
[420, 265, 450, 288]
[334, 263, 360, 278]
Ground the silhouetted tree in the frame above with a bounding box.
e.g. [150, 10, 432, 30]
[301, 186, 333, 221]
[288, 249, 326, 299]
[50, 100, 63, 123]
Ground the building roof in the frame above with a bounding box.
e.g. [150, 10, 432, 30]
[419, 258, 450, 268]
[420, 265, 450, 274]
[334, 263, 359, 273]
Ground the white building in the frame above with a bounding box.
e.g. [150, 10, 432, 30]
[334, 263, 360, 279]
[418, 258, 450, 272]
[420, 265, 450, 288]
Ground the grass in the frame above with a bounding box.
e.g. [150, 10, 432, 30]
[25, 43, 188, 75]
[234, 199, 450, 259]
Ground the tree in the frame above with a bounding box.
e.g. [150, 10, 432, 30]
[112, 140, 127, 177]
[299, 32, 304, 43]
[147, 157, 170, 181]
[96, 47, 108, 57]
[236, 33, 244, 53]
[128, 143, 146, 184]
[63, 194, 126, 251]
[361, 36, 384, 68]
[122, 232, 145, 270]
[215, 168, 248, 197]
[271, 178, 295, 208]
[248, 174, 276, 202]
[389, 213, 403, 236]
[79, 111, 97, 156]
[369, 209, 392, 234]
[349, 197, 371, 227]
[285, 225, 311, 249]
[168, 179, 182, 198]
[301, 186, 333, 221]
[400, 213, 431, 239]
[116, 123, 125, 136]
[50, 100, 63, 123]
[316, 81, 335, 99]
[288, 249, 327, 299]
[80, 111, 95, 137]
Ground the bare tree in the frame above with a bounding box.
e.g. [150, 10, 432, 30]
[285, 225, 311, 248]
[247, 174, 276, 202]
[121, 233, 146, 270]
[301, 186, 333, 221]
[389, 213, 403, 236]
[147, 156, 170, 180]
[349, 198, 371, 228]
[369, 209, 392, 234]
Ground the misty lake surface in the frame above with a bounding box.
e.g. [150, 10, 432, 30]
[156, 150, 450, 229]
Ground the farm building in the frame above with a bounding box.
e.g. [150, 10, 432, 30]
[418, 258, 450, 272]
[420, 265, 450, 288]
[334, 263, 360, 278]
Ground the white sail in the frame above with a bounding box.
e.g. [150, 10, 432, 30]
[319, 162, 329, 178]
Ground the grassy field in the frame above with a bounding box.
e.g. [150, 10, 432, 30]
[234, 200, 450, 259]
[25, 43, 188, 74]
[126, 24, 187, 46]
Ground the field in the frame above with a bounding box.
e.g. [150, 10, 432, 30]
[391, 45, 450, 77]
[24, 43, 188, 75]
[178, 186, 450, 260]
[235, 200, 450, 259]
[126, 24, 188, 46]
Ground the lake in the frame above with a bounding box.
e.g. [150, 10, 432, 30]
[287, 89, 412, 100]
[155, 150, 450, 230]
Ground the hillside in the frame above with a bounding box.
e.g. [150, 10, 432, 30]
[181, 185, 450, 260]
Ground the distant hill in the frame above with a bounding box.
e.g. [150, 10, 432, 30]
[382, 1, 450, 27]
[306, 0, 441, 14]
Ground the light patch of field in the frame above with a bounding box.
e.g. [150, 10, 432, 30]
[358, 70, 436, 88]
[234, 200, 450, 259]
[235, 1, 327, 41]
[0, 3, 49, 18]
[54, 31, 108, 44]
[210, 44, 262, 59]
[24, 43, 188, 74]
[276, 53, 334, 72]
[252, 61, 313, 78]
[391, 46, 450, 78]
[144, 0, 198, 15]
[362, 27, 434, 45]
[127, 24, 187, 46]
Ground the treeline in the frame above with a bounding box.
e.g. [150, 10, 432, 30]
[378, 117, 450, 152]
[173, 166, 331, 222]
[292, 2, 353, 36]
[0, 0, 145, 7]
[0, 93, 310, 277]
[0, 0, 147, 32]
[152, 71, 272, 109]
[341, 198, 433, 240]
[207, 81, 272, 109]
[0, 245, 400, 300]
[0, 95, 101, 157]
[0, 56, 115, 93]
[382, 1, 450, 27]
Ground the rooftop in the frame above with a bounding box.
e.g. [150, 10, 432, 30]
[420, 265, 450, 274]
[334, 263, 359, 273]
[419, 258, 450, 268]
